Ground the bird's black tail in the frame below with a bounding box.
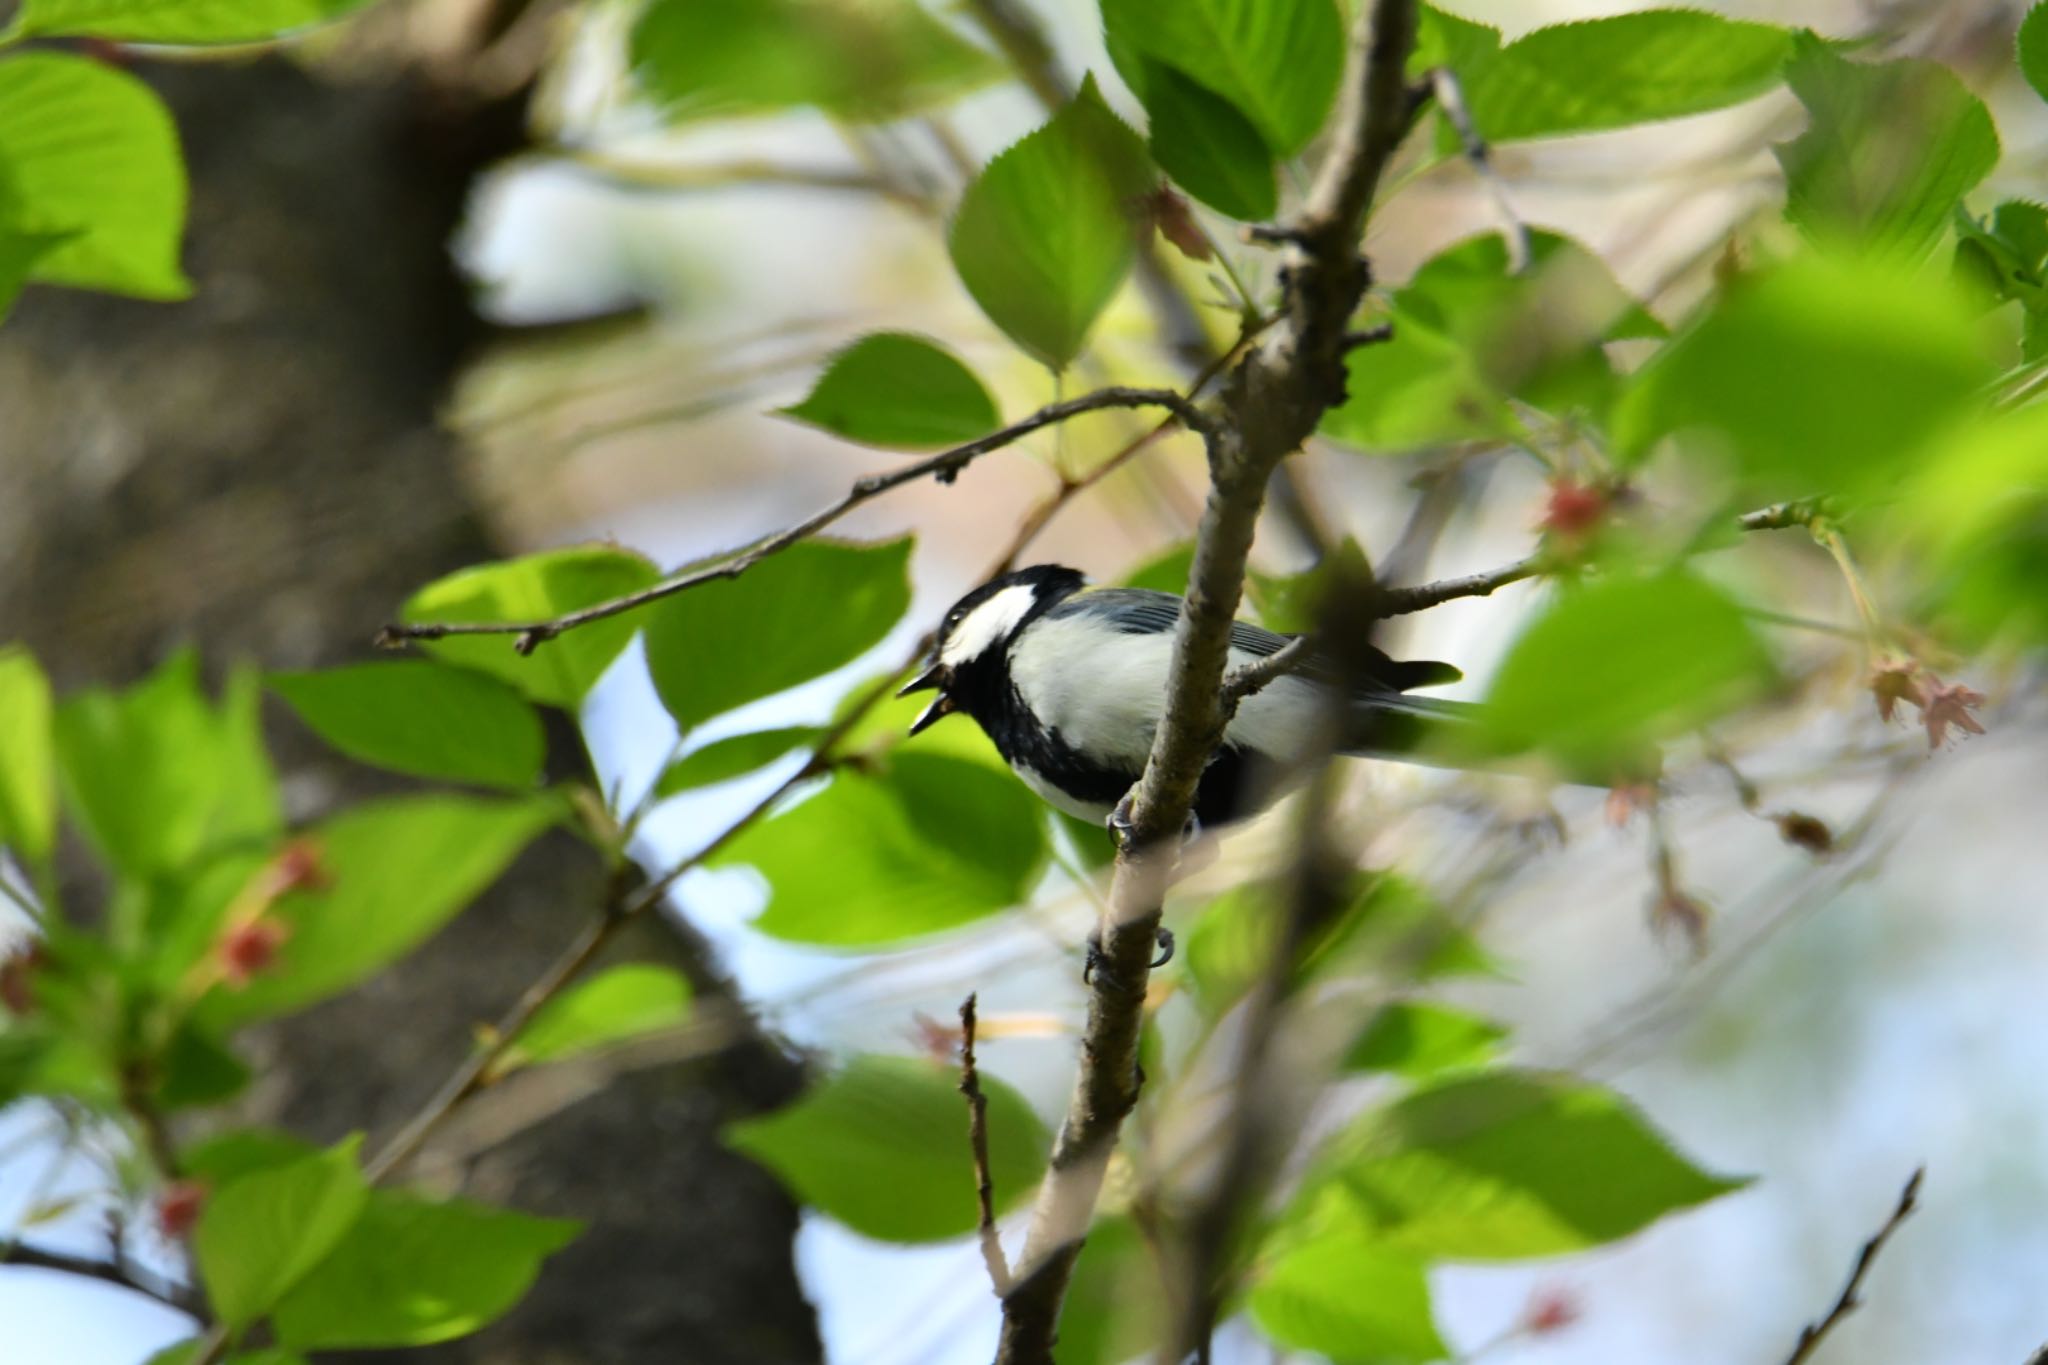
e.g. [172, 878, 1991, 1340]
[1344, 689, 1481, 761]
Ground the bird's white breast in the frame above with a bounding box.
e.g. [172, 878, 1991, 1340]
[1007, 610, 1325, 764]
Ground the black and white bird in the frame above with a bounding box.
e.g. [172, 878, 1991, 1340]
[898, 564, 1473, 831]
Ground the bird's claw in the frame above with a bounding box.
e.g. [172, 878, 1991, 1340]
[1081, 925, 1176, 986]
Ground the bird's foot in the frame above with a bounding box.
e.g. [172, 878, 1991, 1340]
[1105, 794, 1203, 852]
[1081, 925, 1176, 987]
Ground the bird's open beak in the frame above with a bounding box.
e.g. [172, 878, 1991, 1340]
[899, 664, 954, 736]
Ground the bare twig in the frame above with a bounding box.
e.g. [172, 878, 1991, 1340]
[993, 3, 1424, 1360]
[1782, 1168, 1924, 1365]
[0, 1241, 205, 1318]
[958, 994, 1013, 1296]
[1218, 635, 1316, 715]
[561, 150, 929, 207]
[377, 387, 1216, 655]
[1426, 67, 1529, 273]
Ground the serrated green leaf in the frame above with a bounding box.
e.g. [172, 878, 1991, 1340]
[2019, 2, 2048, 104]
[0, 645, 55, 866]
[654, 725, 822, 797]
[201, 793, 559, 1025]
[269, 661, 545, 792]
[716, 752, 1046, 945]
[55, 652, 281, 881]
[1613, 253, 1991, 495]
[1309, 1070, 1747, 1258]
[1249, 1220, 1446, 1364]
[726, 1053, 1048, 1242]
[779, 333, 998, 448]
[401, 545, 660, 710]
[195, 1136, 368, 1329]
[1776, 34, 1999, 260]
[644, 537, 910, 731]
[630, 0, 997, 124]
[0, 54, 188, 299]
[509, 964, 691, 1066]
[271, 1191, 578, 1349]
[1100, 0, 1341, 157]
[5, 0, 374, 42]
[1105, 32, 1276, 221]
[1480, 570, 1771, 769]
[949, 78, 1153, 370]
[1346, 1001, 1506, 1080]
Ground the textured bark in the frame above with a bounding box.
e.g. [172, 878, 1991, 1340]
[0, 55, 818, 1364]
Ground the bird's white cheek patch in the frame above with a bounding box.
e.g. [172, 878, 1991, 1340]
[940, 584, 1038, 666]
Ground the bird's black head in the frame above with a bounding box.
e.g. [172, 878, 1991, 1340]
[898, 564, 1086, 735]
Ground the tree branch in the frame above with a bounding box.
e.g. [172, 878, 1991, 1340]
[1, 1241, 204, 1318]
[958, 993, 1013, 1297]
[993, 3, 1423, 1360]
[377, 387, 1215, 655]
[1782, 1167, 1924, 1365]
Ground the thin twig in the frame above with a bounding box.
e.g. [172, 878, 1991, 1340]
[378, 387, 1214, 655]
[0, 1242, 205, 1318]
[1426, 67, 1529, 273]
[958, 994, 1013, 1296]
[1782, 1168, 1924, 1365]
[561, 150, 929, 207]
[1218, 635, 1316, 715]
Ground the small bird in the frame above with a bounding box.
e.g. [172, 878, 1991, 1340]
[899, 564, 1473, 833]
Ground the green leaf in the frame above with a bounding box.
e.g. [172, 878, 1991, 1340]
[1100, 0, 1342, 157]
[644, 537, 911, 732]
[4, 0, 373, 43]
[1346, 1001, 1505, 1080]
[654, 725, 822, 797]
[509, 964, 691, 1066]
[630, 0, 997, 124]
[202, 793, 559, 1024]
[1775, 34, 2000, 260]
[155, 1020, 252, 1109]
[1120, 542, 1195, 595]
[1053, 1218, 1160, 1365]
[0, 645, 56, 866]
[182, 1128, 318, 1184]
[716, 752, 1046, 945]
[401, 545, 660, 710]
[272, 1191, 578, 1349]
[778, 333, 998, 448]
[1119, 53, 1276, 222]
[1480, 570, 1772, 769]
[0, 221, 72, 323]
[948, 78, 1153, 370]
[0, 54, 188, 300]
[269, 662, 545, 792]
[1613, 253, 1992, 495]
[726, 1053, 1048, 1242]
[1894, 402, 2048, 646]
[1451, 11, 1792, 143]
[1309, 1070, 1747, 1258]
[55, 652, 281, 880]
[1249, 1218, 1446, 1363]
[194, 1136, 369, 1329]
[145, 1348, 305, 1365]
[2022, 2, 2048, 104]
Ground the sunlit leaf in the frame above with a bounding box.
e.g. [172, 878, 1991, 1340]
[1346, 1001, 1506, 1080]
[509, 964, 691, 1066]
[949, 78, 1153, 370]
[644, 537, 911, 732]
[182, 1128, 318, 1184]
[195, 1136, 368, 1329]
[1109, 43, 1275, 222]
[2022, 2, 2048, 105]
[654, 725, 822, 796]
[270, 661, 545, 791]
[1100, 0, 1341, 157]
[1895, 401, 2048, 646]
[1249, 1213, 1446, 1363]
[0, 53, 188, 300]
[726, 1053, 1048, 1242]
[4, 0, 373, 42]
[779, 332, 999, 448]
[0, 645, 56, 866]
[272, 1191, 579, 1349]
[401, 545, 660, 710]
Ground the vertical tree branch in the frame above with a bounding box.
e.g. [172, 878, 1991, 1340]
[958, 994, 1013, 1296]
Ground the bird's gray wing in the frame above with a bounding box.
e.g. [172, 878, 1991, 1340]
[1055, 587, 1296, 657]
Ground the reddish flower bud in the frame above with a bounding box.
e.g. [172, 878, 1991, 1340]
[1523, 1285, 1582, 1335]
[155, 1181, 207, 1240]
[1920, 678, 1986, 750]
[218, 919, 290, 988]
[1867, 657, 1926, 725]
[262, 838, 330, 900]
[1540, 479, 1608, 541]
[1142, 186, 1214, 263]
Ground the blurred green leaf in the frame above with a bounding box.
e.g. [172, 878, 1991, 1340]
[644, 537, 911, 732]
[0, 54, 188, 299]
[717, 752, 1046, 945]
[1953, 201, 2048, 354]
[509, 964, 691, 1067]
[202, 793, 558, 1025]
[195, 1135, 368, 1329]
[1120, 542, 1196, 595]
[0, 645, 55, 866]
[949, 78, 1153, 370]
[401, 545, 660, 710]
[726, 1053, 1048, 1242]
[779, 333, 998, 448]
[1896, 401, 2048, 646]
[1249, 1214, 1445, 1363]
[1443, 10, 1791, 143]
[145, 1348, 305, 1365]
[1307, 1070, 1747, 1258]
[1613, 253, 1991, 495]
[1053, 1217, 1159, 1365]
[1346, 1001, 1506, 1080]
[55, 653, 281, 881]
[0, 1026, 118, 1108]
[1100, 0, 1341, 157]
[182, 1128, 318, 1184]
[1109, 44, 1275, 221]
[270, 662, 545, 792]
[630, 0, 996, 123]
[0, 221, 73, 322]
[155, 1019, 251, 1109]
[1480, 570, 1772, 768]
[655, 725, 822, 796]
[2022, 2, 2048, 104]
[1776, 34, 1999, 260]
[4, 0, 372, 42]
[272, 1191, 578, 1349]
